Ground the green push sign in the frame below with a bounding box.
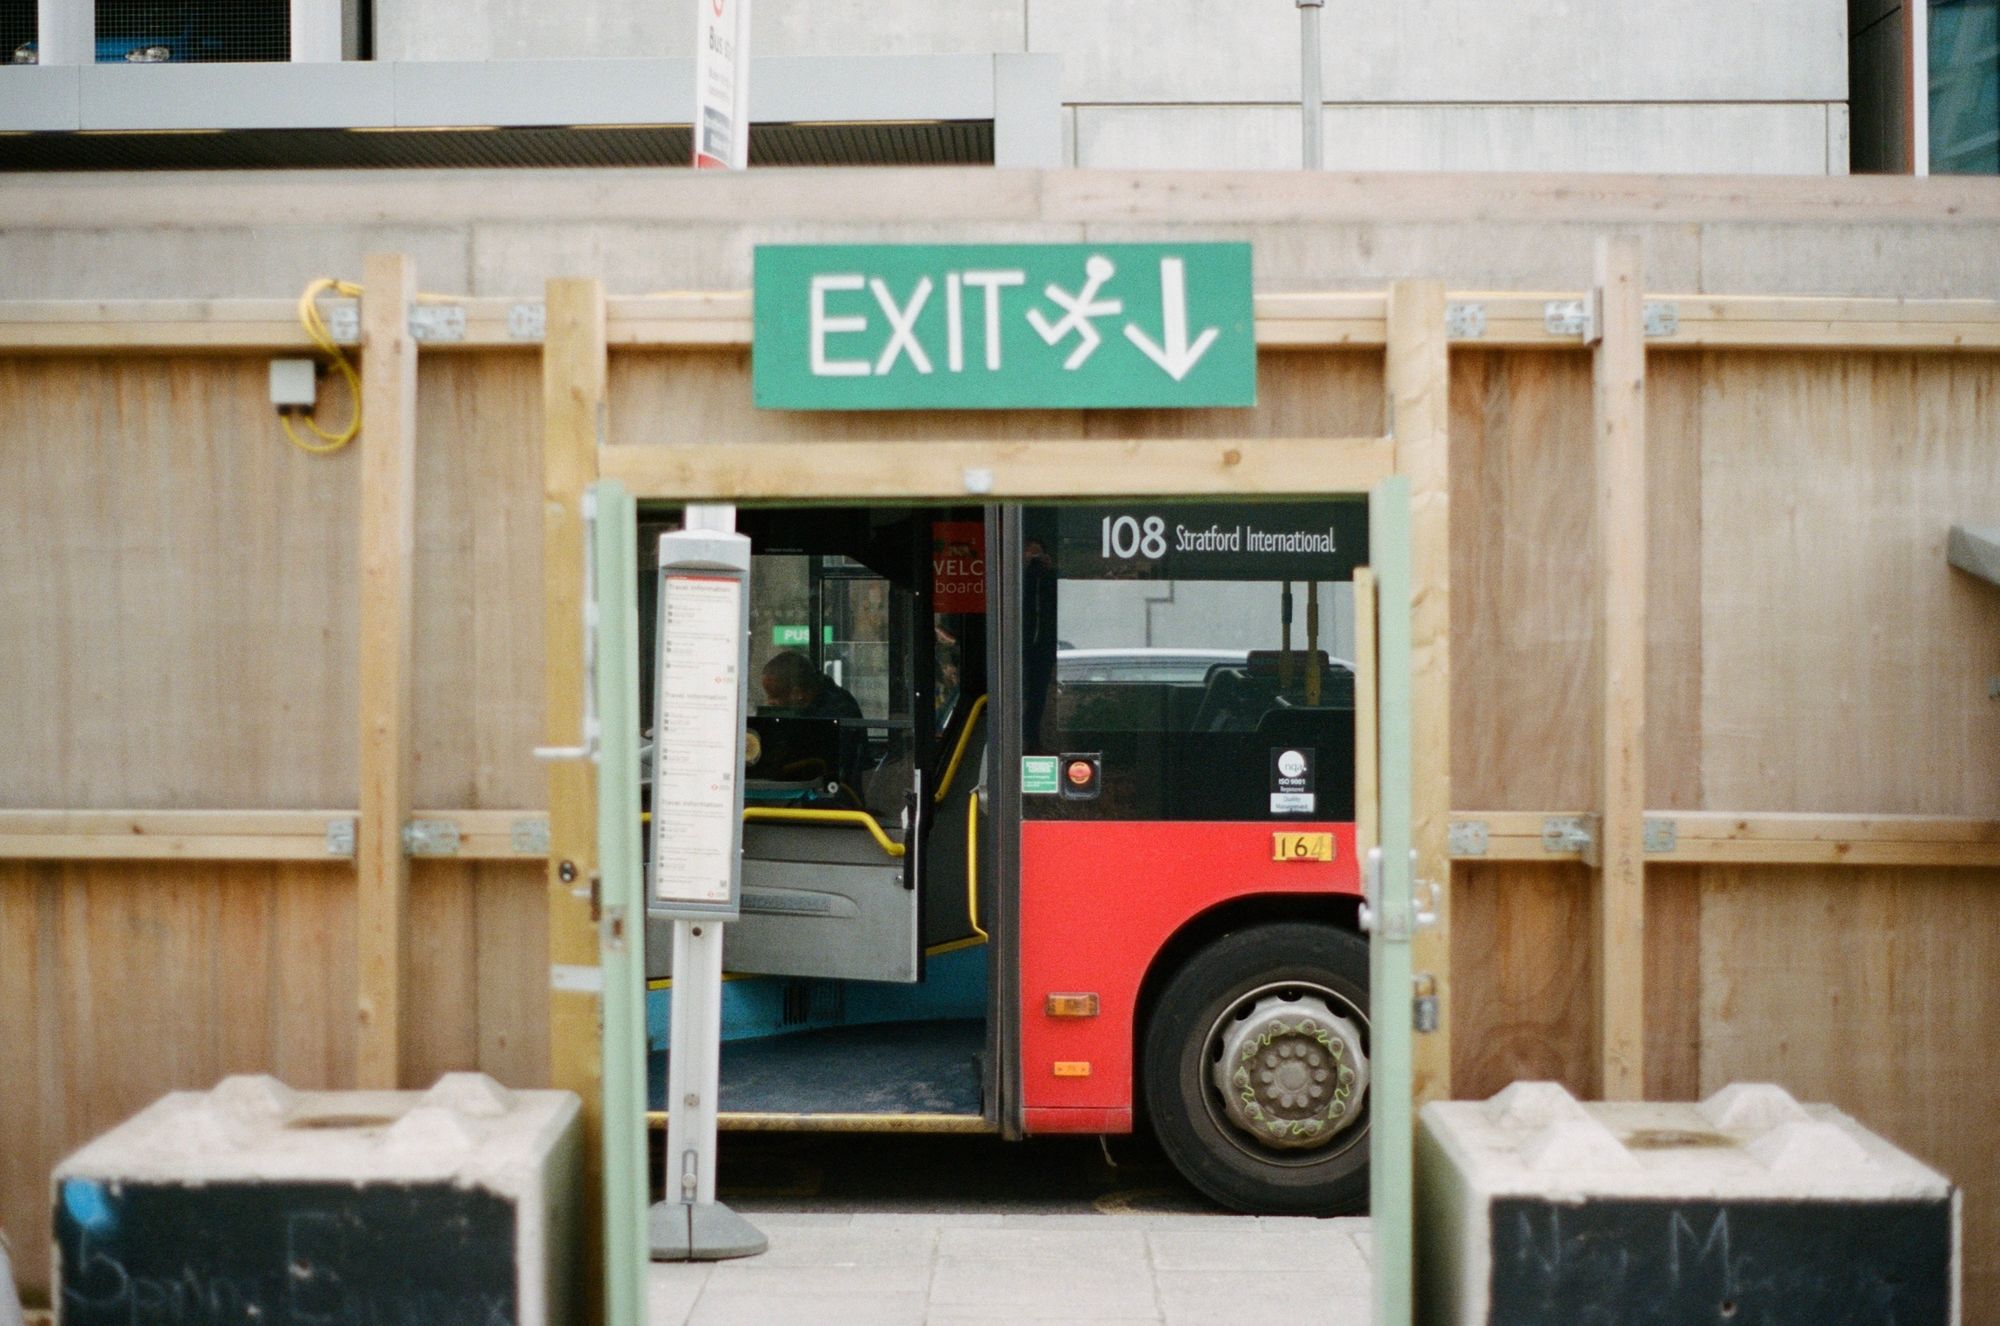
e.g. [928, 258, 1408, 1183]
[753, 243, 1256, 411]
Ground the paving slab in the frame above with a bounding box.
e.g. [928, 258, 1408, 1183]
[646, 1211, 1372, 1326]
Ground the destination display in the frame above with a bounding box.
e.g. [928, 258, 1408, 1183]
[1050, 502, 1368, 582]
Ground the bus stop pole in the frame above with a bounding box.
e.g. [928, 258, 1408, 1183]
[651, 502, 767, 1261]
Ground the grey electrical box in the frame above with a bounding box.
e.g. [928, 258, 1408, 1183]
[269, 358, 317, 409]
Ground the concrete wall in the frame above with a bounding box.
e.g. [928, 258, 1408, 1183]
[7, 169, 1994, 303]
[377, 0, 1852, 173]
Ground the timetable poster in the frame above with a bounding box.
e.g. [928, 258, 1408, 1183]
[654, 573, 743, 908]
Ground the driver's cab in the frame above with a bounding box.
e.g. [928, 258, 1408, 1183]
[643, 505, 990, 990]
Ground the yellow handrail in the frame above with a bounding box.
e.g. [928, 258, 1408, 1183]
[933, 693, 989, 804]
[965, 786, 988, 942]
[741, 806, 905, 858]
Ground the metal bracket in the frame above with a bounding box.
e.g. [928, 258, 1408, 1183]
[1543, 296, 1597, 343]
[1644, 816, 1678, 854]
[1546, 297, 1679, 342]
[1413, 973, 1440, 1034]
[402, 819, 461, 857]
[1542, 815, 1597, 855]
[535, 490, 604, 764]
[326, 305, 360, 345]
[1448, 819, 1488, 857]
[409, 305, 466, 343]
[511, 817, 552, 855]
[507, 301, 546, 341]
[1361, 847, 1424, 940]
[325, 818, 356, 857]
[1413, 877, 1440, 929]
[1445, 301, 1486, 339]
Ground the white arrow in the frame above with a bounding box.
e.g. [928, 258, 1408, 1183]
[1122, 257, 1220, 382]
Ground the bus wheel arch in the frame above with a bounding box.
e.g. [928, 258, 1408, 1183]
[1136, 904, 1371, 1215]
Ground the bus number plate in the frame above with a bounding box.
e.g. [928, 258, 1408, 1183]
[1272, 832, 1334, 862]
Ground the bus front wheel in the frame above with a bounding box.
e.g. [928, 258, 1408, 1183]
[1142, 921, 1371, 1215]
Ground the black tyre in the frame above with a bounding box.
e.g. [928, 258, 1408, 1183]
[1142, 921, 1371, 1215]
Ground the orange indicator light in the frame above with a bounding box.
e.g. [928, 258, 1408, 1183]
[1045, 993, 1101, 1018]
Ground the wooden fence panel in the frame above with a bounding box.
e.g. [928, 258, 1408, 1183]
[0, 357, 360, 809]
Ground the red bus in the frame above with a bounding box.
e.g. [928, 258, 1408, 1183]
[641, 498, 1371, 1212]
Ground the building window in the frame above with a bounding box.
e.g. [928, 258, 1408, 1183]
[1932, 0, 2000, 173]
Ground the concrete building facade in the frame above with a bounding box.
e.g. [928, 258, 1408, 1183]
[5, 0, 1854, 174]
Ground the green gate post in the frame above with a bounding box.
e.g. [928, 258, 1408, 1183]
[591, 479, 650, 1326]
[1369, 476, 1415, 1326]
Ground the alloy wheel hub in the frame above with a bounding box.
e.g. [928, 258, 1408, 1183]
[1210, 992, 1368, 1150]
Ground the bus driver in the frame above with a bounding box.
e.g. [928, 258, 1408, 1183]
[760, 649, 864, 720]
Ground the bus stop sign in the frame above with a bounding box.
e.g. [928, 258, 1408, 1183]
[753, 243, 1256, 410]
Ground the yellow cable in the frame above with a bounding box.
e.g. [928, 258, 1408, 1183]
[933, 693, 989, 804]
[279, 277, 365, 456]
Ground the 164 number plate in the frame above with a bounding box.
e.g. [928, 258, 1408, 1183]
[1272, 832, 1335, 862]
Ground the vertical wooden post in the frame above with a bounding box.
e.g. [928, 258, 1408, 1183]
[544, 278, 606, 1322]
[355, 252, 418, 1089]
[1387, 279, 1452, 1106]
[1592, 236, 1647, 1100]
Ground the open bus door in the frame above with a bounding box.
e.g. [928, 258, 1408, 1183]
[643, 506, 988, 987]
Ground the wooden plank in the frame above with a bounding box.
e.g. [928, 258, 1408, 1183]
[1592, 236, 1647, 1101]
[0, 810, 549, 861]
[412, 353, 546, 811]
[1388, 279, 1452, 1106]
[1449, 811, 2000, 867]
[542, 275, 606, 1326]
[0, 356, 361, 810]
[1699, 866, 2000, 1323]
[1698, 352, 2000, 819]
[1449, 862, 1595, 1100]
[1448, 350, 1598, 810]
[473, 861, 552, 1086]
[355, 253, 420, 1090]
[8, 292, 2000, 354]
[600, 437, 1395, 501]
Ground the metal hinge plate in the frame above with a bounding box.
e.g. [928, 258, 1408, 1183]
[403, 818, 461, 856]
[1544, 298, 1594, 341]
[1542, 815, 1596, 855]
[507, 301, 546, 341]
[1644, 816, 1678, 854]
[326, 305, 360, 345]
[511, 817, 551, 855]
[1446, 302, 1486, 339]
[325, 818, 356, 856]
[409, 305, 466, 343]
[1545, 297, 1679, 341]
[1448, 819, 1489, 857]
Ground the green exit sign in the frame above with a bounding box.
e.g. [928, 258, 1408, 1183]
[753, 243, 1256, 411]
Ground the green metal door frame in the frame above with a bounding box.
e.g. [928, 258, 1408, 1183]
[591, 478, 650, 1326]
[582, 475, 1415, 1326]
[1369, 475, 1415, 1326]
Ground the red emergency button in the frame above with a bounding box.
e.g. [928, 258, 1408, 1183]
[1058, 752, 1100, 801]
